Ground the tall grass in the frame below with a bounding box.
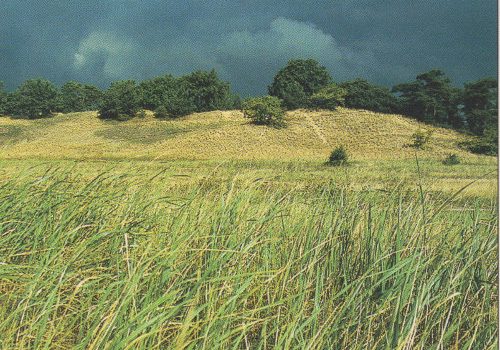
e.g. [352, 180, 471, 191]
[0, 168, 497, 349]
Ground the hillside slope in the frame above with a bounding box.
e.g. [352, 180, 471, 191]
[0, 108, 485, 161]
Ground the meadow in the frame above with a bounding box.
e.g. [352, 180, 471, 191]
[0, 109, 497, 349]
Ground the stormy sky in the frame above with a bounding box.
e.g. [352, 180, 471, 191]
[0, 0, 497, 96]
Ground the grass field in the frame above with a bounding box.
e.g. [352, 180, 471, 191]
[0, 109, 497, 348]
[0, 108, 487, 161]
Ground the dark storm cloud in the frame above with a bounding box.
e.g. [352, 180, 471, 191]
[0, 0, 497, 95]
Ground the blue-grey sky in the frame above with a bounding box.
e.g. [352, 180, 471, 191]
[0, 0, 497, 95]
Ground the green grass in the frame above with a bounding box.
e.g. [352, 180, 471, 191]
[0, 161, 497, 349]
[0, 109, 489, 160]
[0, 108, 497, 348]
[94, 119, 228, 145]
[0, 125, 24, 145]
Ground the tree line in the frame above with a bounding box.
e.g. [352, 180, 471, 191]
[0, 59, 496, 154]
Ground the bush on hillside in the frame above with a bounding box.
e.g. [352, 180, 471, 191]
[459, 137, 498, 156]
[308, 83, 346, 110]
[225, 93, 242, 110]
[411, 129, 433, 149]
[327, 146, 349, 166]
[98, 80, 141, 120]
[442, 154, 461, 165]
[242, 96, 285, 128]
[154, 105, 169, 119]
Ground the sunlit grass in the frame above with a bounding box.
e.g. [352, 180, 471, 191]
[0, 166, 497, 349]
[0, 108, 485, 161]
[0, 109, 497, 348]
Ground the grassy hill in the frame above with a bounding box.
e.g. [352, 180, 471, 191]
[0, 108, 484, 161]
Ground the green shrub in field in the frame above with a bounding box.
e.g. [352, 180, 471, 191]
[153, 105, 169, 119]
[411, 129, 433, 149]
[327, 146, 349, 166]
[137, 109, 147, 118]
[242, 96, 285, 128]
[442, 153, 460, 165]
[308, 83, 346, 111]
[459, 126, 498, 156]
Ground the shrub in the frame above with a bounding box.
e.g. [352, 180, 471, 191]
[154, 105, 169, 119]
[327, 146, 349, 166]
[242, 96, 285, 128]
[137, 109, 147, 118]
[442, 154, 461, 165]
[226, 93, 242, 110]
[98, 80, 140, 120]
[308, 83, 346, 110]
[459, 137, 497, 156]
[411, 129, 433, 149]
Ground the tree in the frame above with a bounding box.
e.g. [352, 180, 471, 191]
[268, 78, 307, 110]
[308, 83, 346, 110]
[155, 84, 197, 119]
[242, 96, 285, 128]
[57, 81, 102, 112]
[9, 78, 58, 118]
[138, 75, 177, 110]
[462, 78, 497, 135]
[0, 82, 7, 115]
[269, 59, 332, 109]
[222, 92, 242, 110]
[458, 77, 498, 155]
[179, 70, 233, 112]
[98, 80, 140, 120]
[392, 69, 459, 125]
[339, 79, 399, 113]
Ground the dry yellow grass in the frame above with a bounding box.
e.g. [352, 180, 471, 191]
[0, 108, 489, 161]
